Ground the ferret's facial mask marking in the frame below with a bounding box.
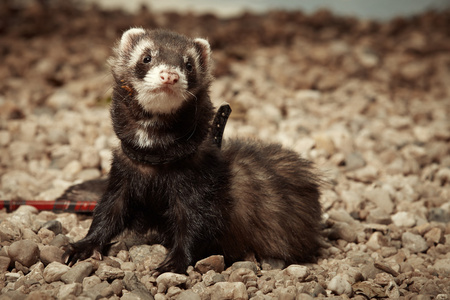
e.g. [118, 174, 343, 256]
[134, 64, 188, 114]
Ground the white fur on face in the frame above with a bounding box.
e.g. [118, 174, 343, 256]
[133, 64, 189, 115]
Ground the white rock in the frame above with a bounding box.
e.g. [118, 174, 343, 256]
[327, 275, 352, 296]
[283, 265, 310, 281]
[391, 211, 416, 228]
[43, 262, 71, 283]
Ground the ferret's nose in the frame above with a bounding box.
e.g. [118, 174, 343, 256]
[160, 70, 179, 85]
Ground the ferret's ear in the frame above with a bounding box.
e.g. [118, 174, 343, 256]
[119, 27, 146, 53]
[193, 38, 211, 71]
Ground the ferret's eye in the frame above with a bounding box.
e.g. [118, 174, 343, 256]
[143, 56, 152, 64]
[186, 62, 193, 72]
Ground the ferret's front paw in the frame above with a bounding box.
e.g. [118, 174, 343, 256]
[63, 241, 98, 266]
[156, 255, 189, 274]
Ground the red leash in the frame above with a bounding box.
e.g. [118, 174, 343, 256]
[0, 200, 96, 213]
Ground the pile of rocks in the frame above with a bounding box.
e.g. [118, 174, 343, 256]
[1, 1, 449, 299]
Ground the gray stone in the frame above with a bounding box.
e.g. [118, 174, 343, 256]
[123, 271, 155, 300]
[401, 232, 428, 253]
[39, 245, 65, 265]
[8, 240, 40, 267]
[61, 261, 94, 283]
[49, 234, 71, 248]
[41, 220, 63, 235]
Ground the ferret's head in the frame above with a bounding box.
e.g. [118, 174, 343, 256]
[110, 28, 212, 115]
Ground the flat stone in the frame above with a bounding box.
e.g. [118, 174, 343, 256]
[61, 261, 94, 283]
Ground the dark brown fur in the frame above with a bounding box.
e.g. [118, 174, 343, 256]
[63, 28, 322, 273]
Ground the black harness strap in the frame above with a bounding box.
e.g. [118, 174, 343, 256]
[212, 103, 232, 148]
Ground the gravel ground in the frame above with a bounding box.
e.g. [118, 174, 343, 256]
[1, 1, 450, 299]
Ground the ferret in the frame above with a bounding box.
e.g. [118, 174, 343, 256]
[64, 28, 323, 273]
